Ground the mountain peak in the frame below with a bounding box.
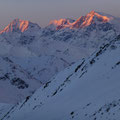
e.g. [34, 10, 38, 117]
[71, 10, 112, 28]
[87, 10, 111, 21]
[77, 10, 111, 27]
[49, 18, 75, 30]
[0, 19, 29, 34]
[88, 10, 96, 14]
[0, 19, 41, 34]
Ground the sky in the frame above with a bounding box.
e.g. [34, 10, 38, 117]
[0, 0, 120, 29]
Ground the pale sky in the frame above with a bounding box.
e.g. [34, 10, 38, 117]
[0, 0, 120, 29]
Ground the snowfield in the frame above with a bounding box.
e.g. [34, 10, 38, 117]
[0, 103, 13, 119]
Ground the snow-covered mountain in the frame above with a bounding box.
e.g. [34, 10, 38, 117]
[0, 19, 41, 45]
[0, 10, 120, 109]
[43, 11, 119, 49]
[48, 11, 120, 31]
[1, 11, 119, 48]
[2, 35, 120, 120]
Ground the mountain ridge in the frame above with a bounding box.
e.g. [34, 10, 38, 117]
[0, 10, 119, 33]
[48, 10, 116, 30]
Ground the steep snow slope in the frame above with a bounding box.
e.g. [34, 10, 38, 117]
[0, 103, 13, 119]
[3, 35, 120, 120]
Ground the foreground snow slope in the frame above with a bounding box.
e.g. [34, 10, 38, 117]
[2, 35, 120, 120]
[0, 103, 13, 119]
